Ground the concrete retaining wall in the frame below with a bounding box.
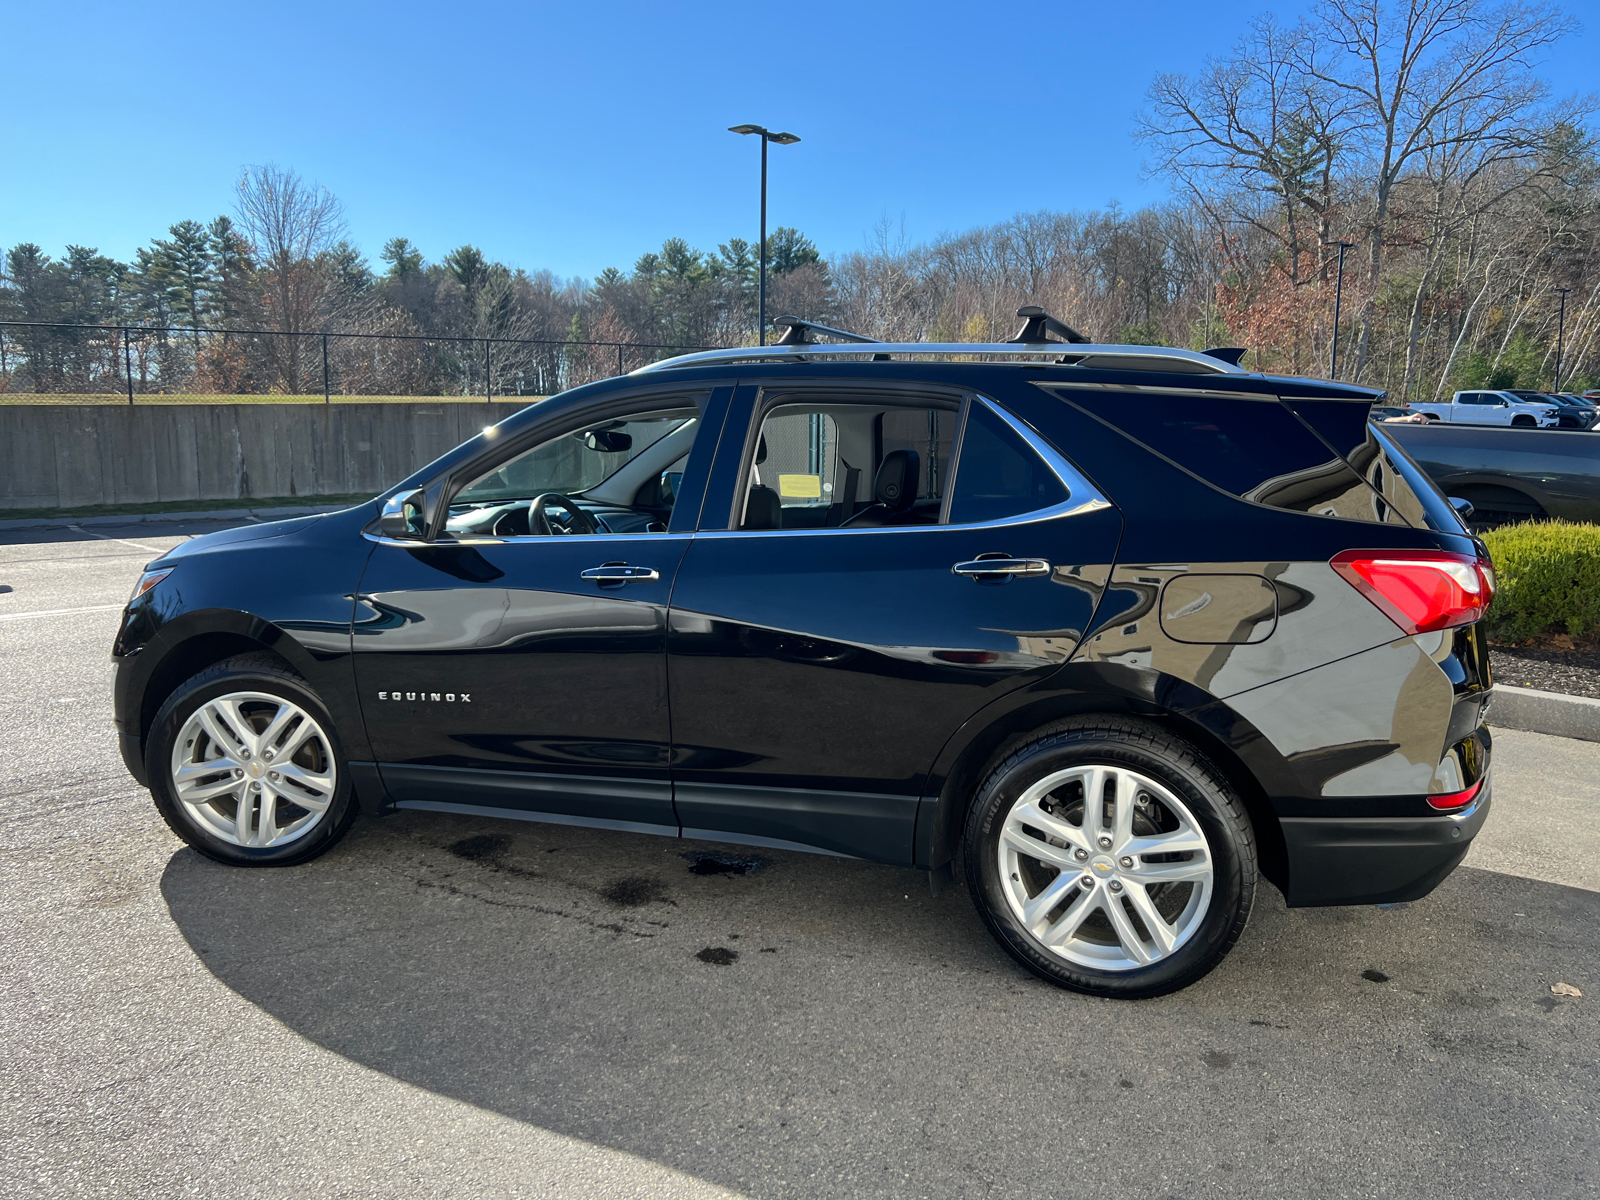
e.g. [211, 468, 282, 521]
[0, 402, 521, 510]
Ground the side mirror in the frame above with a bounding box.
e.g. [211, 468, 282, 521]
[1449, 496, 1475, 520]
[584, 429, 633, 453]
[659, 470, 682, 508]
[379, 489, 427, 540]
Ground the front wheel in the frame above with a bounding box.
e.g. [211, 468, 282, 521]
[146, 653, 357, 866]
[964, 717, 1255, 998]
[1511, 415, 1536, 427]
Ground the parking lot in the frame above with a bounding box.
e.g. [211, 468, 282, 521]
[2, 521, 1597, 1200]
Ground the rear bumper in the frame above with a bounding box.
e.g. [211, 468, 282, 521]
[1279, 774, 1492, 906]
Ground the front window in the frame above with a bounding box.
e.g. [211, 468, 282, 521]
[448, 406, 698, 537]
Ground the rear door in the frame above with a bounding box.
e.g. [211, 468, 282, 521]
[665, 384, 1123, 863]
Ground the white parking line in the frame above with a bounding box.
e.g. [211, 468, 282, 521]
[0, 603, 125, 622]
[67, 525, 168, 554]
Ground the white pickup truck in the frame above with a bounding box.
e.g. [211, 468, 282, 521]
[1407, 390, 1561, 428]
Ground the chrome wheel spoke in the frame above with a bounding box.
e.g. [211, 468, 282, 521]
[253, 788, 280, 847]
[195, 705, 244, 757]
[275, 765, 333, 810]
[177, 774, 243, 804]
[1011, 799, 1093, 855]
[256, 704, 298, 755]
[1110, 771, 1137, 850]
[170, 691, 336, 850]
[1103, 890, 1156, 965]
[1123, 883, 1178, 958]
[1002, 824, 1080, 873]
[1123, 829, 1207, 860]
[1020, 870, 1080, 928]
[1040, 885, 1101, 948]
[1124, 855, 1211, 884]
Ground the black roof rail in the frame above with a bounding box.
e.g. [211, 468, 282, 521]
[771, 316, 881, 346]
[1007, 306, 1090, 345]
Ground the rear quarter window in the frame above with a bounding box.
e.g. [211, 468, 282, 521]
[1050, 387, 1390, 523]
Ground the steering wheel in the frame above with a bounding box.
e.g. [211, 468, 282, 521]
[529, 493, 599, 536]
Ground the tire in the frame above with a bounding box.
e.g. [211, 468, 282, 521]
[1511, 415, 1535, 427]
[146, 653, 358, 867]
[963, 716, 1255, 999]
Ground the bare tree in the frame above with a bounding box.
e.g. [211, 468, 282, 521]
[1301, 0, 1577, 378]
[234, 164, 347, 392]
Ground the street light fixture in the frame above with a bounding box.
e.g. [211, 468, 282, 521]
[729, 124, 802, 345]
[1324, 240, 1356, 381]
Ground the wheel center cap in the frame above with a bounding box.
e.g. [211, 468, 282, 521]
[248, 760, 264, 778]
[1090, 856, 1116, 876]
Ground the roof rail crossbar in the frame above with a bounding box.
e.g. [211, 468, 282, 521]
[1006, 305, 1090, 345]
[771, 315, 881, 346]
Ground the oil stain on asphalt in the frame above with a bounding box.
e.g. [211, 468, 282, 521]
[696, 947, 740, 966]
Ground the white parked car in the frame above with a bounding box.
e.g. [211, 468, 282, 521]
[1408, 391, 1561, 428]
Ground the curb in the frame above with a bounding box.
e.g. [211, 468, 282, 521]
[0, 502, 356, 532]
[1488, 685, 1600, 744]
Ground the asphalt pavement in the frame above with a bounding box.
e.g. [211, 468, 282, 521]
[2, 521, 1597, 1200]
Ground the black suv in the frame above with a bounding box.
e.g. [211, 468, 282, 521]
[1503, 390, 1597, 429]
[112, 315, 1495, 998]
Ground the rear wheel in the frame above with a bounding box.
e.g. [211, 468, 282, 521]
[964, 717, 1255, 998]
[146, 654, 357, 866]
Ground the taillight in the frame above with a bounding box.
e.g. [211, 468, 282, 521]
[1330, 549, 1495, 634]
[1427, 777, 1484, 812]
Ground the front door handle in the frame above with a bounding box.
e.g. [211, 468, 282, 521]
[580, 563, 660, 584]
[952, 557, 1051, 580]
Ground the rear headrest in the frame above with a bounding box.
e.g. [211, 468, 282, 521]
[743, 485, 782, 530]
[874, 449, 919, 511]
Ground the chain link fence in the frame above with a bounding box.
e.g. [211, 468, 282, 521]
[0, 321, 722, 403]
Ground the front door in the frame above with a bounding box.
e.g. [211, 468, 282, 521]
[666, 386, 1123, 863]
[353, 391, 726, 832]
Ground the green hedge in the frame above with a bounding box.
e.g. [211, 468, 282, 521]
[1482, 520, 1600, 640]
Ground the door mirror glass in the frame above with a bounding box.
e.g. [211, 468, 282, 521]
[379, 489, 427, 540]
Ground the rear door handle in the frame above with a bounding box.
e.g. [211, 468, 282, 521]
[952, 558, 1051, 580]
[580, 564, 660, 584]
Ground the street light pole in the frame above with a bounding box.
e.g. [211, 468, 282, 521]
[1554, 286, 1572, 390]
[1325, 241, 1355, 380]
[729, 124, 801, 346]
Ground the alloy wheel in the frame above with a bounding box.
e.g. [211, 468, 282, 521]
[997, 764, 1214, 971]
[169, 691, 338, 848]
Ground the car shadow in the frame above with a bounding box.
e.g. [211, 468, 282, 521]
[160, 809, 1600, 1199]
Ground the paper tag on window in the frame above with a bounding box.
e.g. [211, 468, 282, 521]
[778, 474, 822, 499]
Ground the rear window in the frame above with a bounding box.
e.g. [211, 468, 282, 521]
[1052, 388, 1388, 521]
[1357, 426, 1469, 535]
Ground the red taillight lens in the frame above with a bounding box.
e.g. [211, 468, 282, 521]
[1427, 777, 1484, 812]
[1331, 549, 1495, 635]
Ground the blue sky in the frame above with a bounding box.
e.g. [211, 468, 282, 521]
[2, 0, 1592, 280]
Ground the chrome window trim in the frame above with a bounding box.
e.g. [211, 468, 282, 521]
[705, 394, 1111, 539]
[632, 342, 1244, 375]
[362, 531, 695, 548]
